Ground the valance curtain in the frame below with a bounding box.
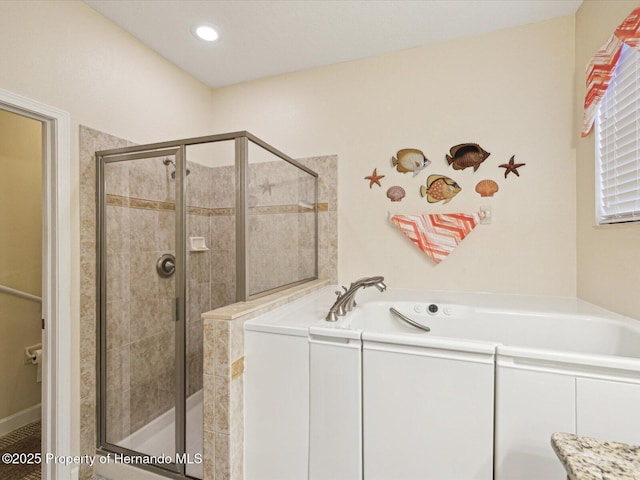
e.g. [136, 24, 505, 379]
[582, 7, 640, 137]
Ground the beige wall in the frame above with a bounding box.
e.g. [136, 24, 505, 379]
[0, 0, 213, 464]
[0, 109, 42, 421]
[575, 0, 640, 319]
[209, 16, 577, 296]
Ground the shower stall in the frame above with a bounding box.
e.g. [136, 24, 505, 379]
[95, 131, 318, 479]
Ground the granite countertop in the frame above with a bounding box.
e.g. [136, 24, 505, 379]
[551, 432, 640, 480]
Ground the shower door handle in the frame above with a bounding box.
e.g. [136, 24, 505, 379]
[156, 253, 176, 278]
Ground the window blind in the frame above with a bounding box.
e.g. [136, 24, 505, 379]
[596, 43, 640, 224]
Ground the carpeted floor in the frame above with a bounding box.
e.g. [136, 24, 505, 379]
[0, 421, 41, 480]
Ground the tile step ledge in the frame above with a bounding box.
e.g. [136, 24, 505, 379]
[202, 279, 329, 322]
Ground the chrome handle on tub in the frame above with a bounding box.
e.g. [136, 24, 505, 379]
[390, 307, 431, 332]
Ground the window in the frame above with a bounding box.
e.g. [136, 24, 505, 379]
[596, 43, 640, 225]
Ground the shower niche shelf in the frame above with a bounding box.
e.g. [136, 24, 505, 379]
[189, 236, 209, 252]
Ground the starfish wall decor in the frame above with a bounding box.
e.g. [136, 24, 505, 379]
[365, 168, 385, 188]
[499, 155, 526, 178]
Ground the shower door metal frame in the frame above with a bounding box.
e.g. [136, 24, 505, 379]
[237, 133, 320, 299]
[96, 146, 187, 478]
[95, 131, 318, 479]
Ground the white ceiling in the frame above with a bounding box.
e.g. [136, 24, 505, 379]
[84, 0, 583, 89]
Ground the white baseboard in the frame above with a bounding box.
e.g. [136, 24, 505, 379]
[0, 403, 41, 437]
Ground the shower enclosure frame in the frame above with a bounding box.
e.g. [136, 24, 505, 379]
[95, 131, 319, 479]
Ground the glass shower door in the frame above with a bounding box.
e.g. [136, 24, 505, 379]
[98, 147, 186, 474]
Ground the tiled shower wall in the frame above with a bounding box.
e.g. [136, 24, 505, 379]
[186, 160, 236, 398]
[246, 160, 318, 295]
[103, 157, 178, 442]
[102, 157, 228, 444]
[80, 126, 133, 480]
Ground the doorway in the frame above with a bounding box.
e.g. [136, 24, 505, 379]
[0, 89, 71, 480]
[0, 108, 43, 480]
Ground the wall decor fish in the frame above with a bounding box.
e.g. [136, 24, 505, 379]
[392, 149, 431, 176]
[420, 175, 461, 204]
[446, 143, 490, 171]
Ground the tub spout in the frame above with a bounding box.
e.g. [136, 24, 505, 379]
[325, 276, 386, 322]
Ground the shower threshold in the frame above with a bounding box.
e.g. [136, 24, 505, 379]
[117, 389, 203, 478]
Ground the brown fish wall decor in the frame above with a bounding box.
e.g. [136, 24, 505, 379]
[446, 143, 490, 172]
[420, 174, 461, 204]
[392, 149, 431, 176]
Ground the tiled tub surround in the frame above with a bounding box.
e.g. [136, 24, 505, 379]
[201, 279, 330, 480]
[551, 432, 640, 480]
[80, 126, 338, 480]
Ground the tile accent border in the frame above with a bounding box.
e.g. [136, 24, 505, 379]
[107, 193, 327, 216]
[231, 357, 244, 380]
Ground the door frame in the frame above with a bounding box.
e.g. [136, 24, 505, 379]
[0, 88, 72, 480]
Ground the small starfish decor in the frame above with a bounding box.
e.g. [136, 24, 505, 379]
[499, 155, 526, 178]
[365, 168, 385, 188]
[260, 179, 275, 195]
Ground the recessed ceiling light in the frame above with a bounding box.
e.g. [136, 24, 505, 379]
[193, 24, 219, 42]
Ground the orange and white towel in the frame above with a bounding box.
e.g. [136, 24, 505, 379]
[391, 213, 482, 264]
[582, 7, 640, 137]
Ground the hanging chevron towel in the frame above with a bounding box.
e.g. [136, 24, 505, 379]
[391, 213, 483, 264]
[582, 7, 640, 137]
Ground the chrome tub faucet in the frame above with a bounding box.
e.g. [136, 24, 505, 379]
[325, 276, 386, 322]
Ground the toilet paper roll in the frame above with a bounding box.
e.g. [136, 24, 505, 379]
[31, 349, 42, 383]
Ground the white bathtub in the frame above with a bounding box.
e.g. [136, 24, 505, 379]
[346, 298, 640, 359]
[244, 287, 640, 480]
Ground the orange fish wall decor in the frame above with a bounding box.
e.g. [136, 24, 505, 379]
[420, 175, 461, 204]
